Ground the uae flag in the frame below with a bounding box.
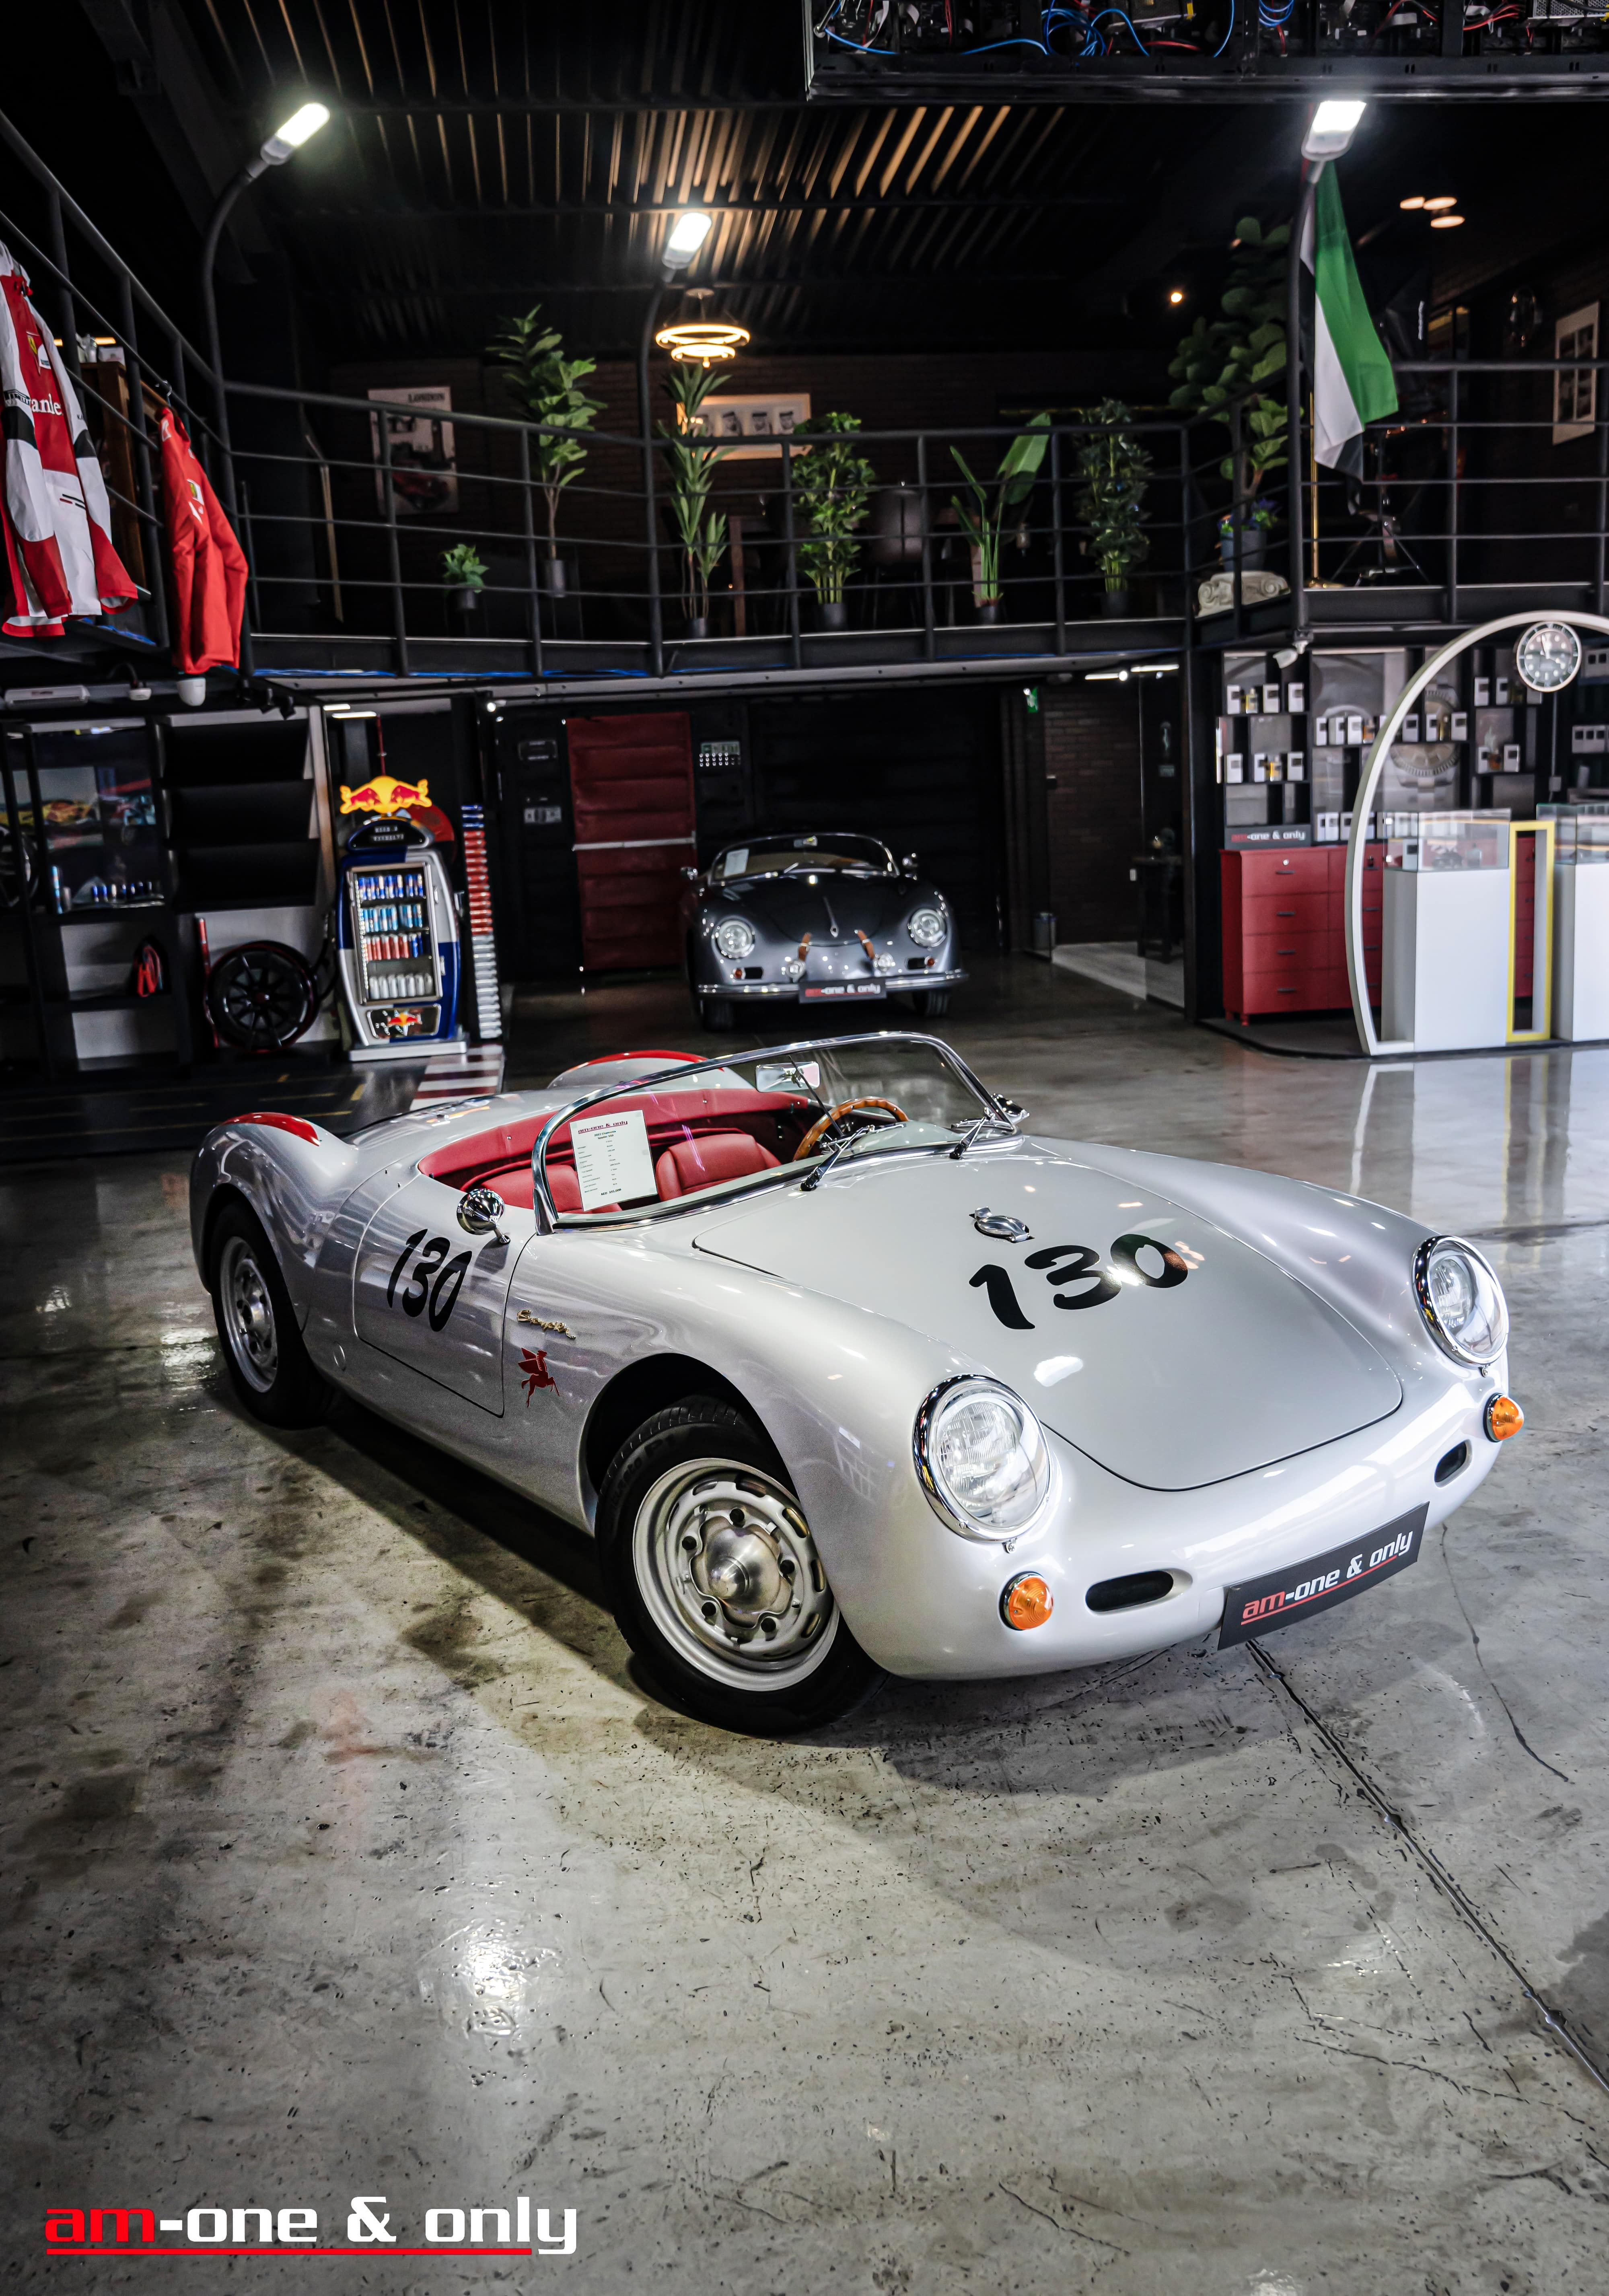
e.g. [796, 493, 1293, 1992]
[1301, 165, 1398, 475]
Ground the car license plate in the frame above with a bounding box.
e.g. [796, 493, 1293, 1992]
[801, 981, 884, 1001]
[1218, 1504, 1427, 1648]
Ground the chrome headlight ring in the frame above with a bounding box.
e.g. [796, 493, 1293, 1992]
[914, 1373, 1054, 1543]
[1413, 1234, 1509, 1369]
[907, 907, 947, 949]
[712, 916, 757, 962]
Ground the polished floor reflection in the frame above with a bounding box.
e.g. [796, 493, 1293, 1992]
[4, 957, 1608, 2293]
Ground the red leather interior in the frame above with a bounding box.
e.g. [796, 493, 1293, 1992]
[655, 1132, 779, 1199]
[418, 1084, 811, 1214]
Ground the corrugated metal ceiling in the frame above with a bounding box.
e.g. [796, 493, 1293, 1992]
[173, 0, 1240, 359]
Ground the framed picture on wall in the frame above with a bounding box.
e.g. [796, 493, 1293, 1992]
[368, 386, 460, 516]
[689, 396, 812, 458]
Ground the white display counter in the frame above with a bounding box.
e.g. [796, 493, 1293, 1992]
[1554, 860, 1609, 1040]
[1381, 837, 1511, 1052]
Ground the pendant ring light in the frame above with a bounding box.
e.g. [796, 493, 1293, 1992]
[1344, 608, 1609, 1057]
[655, 286, 750, 367]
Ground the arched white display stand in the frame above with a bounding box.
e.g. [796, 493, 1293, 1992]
[1346, 609, 1609, 1057]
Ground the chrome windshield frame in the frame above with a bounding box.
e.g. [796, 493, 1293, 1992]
[527, 1030, 1017, 1233]
[708, 831, 898, 885]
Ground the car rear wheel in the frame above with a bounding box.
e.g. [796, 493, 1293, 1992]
[698, 995, 736, 1033]
[597, 1398, 884, 1735]
[209, 1201, 334, 1428]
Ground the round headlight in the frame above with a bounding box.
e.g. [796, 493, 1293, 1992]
[907, 907, 946, 949]
[1414, 1235, 1508, 1367]
[915, 1376, 1052, 1540]
[713, 916, 756, 961]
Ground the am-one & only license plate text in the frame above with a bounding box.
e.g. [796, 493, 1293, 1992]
[44, 2194, 576, 2257]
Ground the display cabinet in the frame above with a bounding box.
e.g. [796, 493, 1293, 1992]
[1547, 807, 1609, 1040]
[1381, 814, 1512, 1052]
[1, 722, 195, 1077]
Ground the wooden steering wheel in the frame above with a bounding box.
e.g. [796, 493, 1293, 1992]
[792, 1097, 909, 1161]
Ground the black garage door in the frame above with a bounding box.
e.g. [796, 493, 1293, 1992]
[745, 688, 1003, 946]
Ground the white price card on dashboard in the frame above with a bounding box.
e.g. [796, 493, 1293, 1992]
[570, 1107, 657, 1210]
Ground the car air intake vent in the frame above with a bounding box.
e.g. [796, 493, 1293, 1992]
[1086, 1570, 1175, 1613]
[1434, 1440, 1472, 1485]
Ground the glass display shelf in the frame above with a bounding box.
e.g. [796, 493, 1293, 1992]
[2, 735, 169, 917]
[1385, 811, 1511, 873]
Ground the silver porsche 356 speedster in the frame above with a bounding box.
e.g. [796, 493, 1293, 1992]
[681, 831, 965, 1032]
[193, 1033, 1522, 1735]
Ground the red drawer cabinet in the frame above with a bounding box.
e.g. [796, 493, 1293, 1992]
[1222, 844, 1383, 1023]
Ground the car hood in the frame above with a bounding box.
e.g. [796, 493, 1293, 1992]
[710, 872, 937, 942]
[691, 1146, 1402, 1491]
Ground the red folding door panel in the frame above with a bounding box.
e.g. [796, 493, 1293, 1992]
[565, 712, 696, 971]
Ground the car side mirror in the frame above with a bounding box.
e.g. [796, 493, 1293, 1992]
[457, 1185, 509, 1244]
[681, 865, 700, 883]
[902, 852, 919, 875]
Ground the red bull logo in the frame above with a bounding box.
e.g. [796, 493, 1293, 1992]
[339, 774, 430, 818]
[379, 1007, 428, 1037]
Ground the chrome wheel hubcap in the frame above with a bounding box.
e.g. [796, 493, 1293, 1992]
[634, 1459, 837, 1691]
[220, 1236, 278, 1393]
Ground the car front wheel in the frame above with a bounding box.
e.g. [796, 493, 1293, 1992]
[209, 1200, 333, 1428]
[597, 1398, 883, 1734]
[697, 994, 735, 1032]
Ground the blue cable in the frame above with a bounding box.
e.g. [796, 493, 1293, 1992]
[1212, 0, 1236, 53]
[1088, 8, 1149, 49]
[825, 28, 897, 51]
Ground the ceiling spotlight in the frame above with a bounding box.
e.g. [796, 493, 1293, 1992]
[1400, 195, 1426, 211]
[1169, 288, 1185, 305]
[1423, 195, 1458, 212]
[1303, 99, 1366, 160]
[1430, 214, 1465, 229]
[663, 210, 714, 271]
[261, 102, 329, 165]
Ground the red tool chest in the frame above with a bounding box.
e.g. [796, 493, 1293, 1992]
[1221, 844, 1383, 1024]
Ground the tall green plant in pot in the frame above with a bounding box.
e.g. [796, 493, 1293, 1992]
[489, 305, 604, 588]
[951, 414, 1051, 623]
[1074, 400, 1153, 616]
[792, 412, 877, 629]
[1167, 216, 1290, 541]
[658, 362, 731, 635]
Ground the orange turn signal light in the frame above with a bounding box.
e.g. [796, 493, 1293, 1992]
[1484, 1394, 1524, 1442]
[1001, 1573, 1054, 1631]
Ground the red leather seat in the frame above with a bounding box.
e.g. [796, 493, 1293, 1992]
[654, 1131, 779, 1200]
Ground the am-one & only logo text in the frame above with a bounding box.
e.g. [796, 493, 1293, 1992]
[44, 2193, 576, 2258]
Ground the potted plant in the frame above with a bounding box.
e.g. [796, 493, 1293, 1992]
[950, 414, 1051, 623]
[1167, 216, 1290, 537]
[793, 411, 877, 630]
[441, 543, 487, 615]
[1074, 400, 1153, 617]
[1217, 496, 1278, 570]
[659, 361, 731, 637]
[488, 305, 604, 591]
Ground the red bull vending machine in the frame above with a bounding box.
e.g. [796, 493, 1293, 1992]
[336, 815, 462, 1056]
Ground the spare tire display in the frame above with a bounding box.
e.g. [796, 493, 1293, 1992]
[205, 941, 319, 1052]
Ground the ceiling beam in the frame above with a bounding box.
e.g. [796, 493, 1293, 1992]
[290, 194, 1119, 218]
[298, 271, 1079, 298]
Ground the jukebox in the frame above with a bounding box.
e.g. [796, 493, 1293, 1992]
[336, 814, 462, 1055]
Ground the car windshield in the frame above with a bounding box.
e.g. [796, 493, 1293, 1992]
[535, 1035, 1008, 1222]
[714, 834, 895, 881]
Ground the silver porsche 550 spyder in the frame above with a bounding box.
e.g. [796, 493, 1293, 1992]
[680, 831, 965, 1033]
[192, 1033, 1522, 1736]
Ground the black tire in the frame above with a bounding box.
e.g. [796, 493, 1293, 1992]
[597, 1397, 884, 1735]
[206, 941, 319, 1053]
[208, 1199, 334, 1428]
[911, 987, 950, 1018]
[699, 995, 736, 1033]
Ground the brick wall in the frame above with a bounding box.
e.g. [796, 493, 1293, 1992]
[1040, 679, 1143, 946]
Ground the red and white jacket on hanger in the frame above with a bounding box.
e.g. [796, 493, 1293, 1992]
[0, 242, 136, 637]
[156, 401, 247, 675]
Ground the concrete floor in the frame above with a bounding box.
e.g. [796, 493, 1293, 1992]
[6, 955, 1609, 2293]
